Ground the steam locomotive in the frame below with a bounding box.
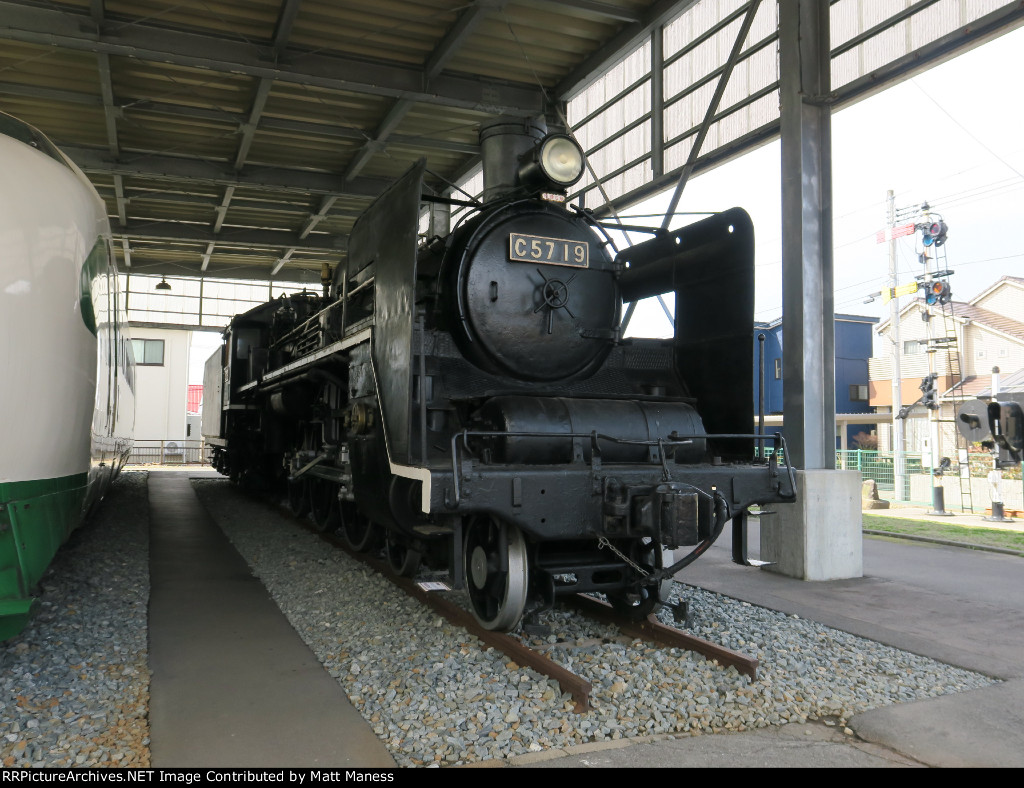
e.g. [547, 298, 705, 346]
[203, 116, 796, 632]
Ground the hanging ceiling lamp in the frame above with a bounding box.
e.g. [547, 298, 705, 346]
[155, 276, 171, 291]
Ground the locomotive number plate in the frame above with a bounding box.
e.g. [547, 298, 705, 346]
[509, 233, 589, 268]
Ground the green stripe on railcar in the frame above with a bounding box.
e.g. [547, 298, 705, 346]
[0, 473, 89, 640]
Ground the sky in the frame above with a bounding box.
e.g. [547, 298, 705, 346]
[622, 24, 1024, 339]
[188, 25, 1024, 383]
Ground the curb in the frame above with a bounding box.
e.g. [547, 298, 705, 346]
[863, 529, 1024, 557]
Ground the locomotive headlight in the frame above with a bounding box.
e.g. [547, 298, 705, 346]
[519, 134, 585, 191]
[539, 135, 585, 185]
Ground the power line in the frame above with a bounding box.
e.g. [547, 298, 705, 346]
[912, 79, 1024, 182]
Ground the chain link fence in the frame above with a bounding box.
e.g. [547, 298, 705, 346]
[127, 439, 212, 466]
[839, 449, 1023, 514]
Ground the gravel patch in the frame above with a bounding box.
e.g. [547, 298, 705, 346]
[192, 478, 998, 768]
[0, 471, 151, 768]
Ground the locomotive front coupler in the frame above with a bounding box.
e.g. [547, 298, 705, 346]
[648, 489, 731, 583]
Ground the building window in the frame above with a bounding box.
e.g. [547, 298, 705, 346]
[850, 384, 869, 402]
[977, 349, 986, 359]
[132, 338, 165, 366]
[774, 358, 782, 380]
[903, 340, 925, 355]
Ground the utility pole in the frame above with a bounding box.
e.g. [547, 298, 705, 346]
[887, 191, 906, 500]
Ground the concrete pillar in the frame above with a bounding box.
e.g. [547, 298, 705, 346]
[760, 470, 863, 580]
[772, 1, 863, 580]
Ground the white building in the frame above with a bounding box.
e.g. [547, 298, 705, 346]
[128, 326, 193, 462]
[869, 276, 1024, 460]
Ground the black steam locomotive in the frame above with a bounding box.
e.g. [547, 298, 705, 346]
[202, 117, 797, 632]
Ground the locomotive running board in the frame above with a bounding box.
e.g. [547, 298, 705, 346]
[237, 327, 371, 394]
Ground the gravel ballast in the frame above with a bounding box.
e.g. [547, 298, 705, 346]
[0, 471, 150, 768]
[191, 477, 998, 768]
[0, 472, 999, 768]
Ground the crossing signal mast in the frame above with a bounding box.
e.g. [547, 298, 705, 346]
[877, 196, 960, 508]
[914, 204, 959, 514]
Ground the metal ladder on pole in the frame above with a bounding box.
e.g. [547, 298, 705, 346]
[924, 236, 973, 513]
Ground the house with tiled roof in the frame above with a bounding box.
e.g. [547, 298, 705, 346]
[868, 276, 1024, 460]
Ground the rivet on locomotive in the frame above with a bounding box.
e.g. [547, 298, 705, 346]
[202, 116, 798, 632]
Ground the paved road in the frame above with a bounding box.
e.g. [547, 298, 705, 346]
[513, 518, 1024, 768]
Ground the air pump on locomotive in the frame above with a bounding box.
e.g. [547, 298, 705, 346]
[202, 116, 797, 632]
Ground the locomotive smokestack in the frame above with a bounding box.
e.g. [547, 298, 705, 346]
[479, 116, 547, 202]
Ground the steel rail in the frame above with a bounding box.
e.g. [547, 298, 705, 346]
[565, 594, 759, 679]
[273, 500, 594, 712]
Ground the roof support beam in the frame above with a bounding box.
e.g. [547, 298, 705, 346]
[529, 0, 642, 23]
[95, 53, 119, 156]
[201, 242, 215, 272]
[342, 1, 504, 181]
[272, 0, 303, 52]
[661, 0, 760, 228]
[216, 2, 304, 267]
[113, 175, 128, 226]
[299, 196, 337, 239]
[62, 146, 389, 198]
[779, 0, 834, 471]
[213, 186, 236, 233]
[829, 1, 1024, 112]
[113, 221, 347, 252]
[233, 80, 273, 171]
[0, 1, 544, 115]
[0, 82, 480, 155]
[555, 0, 700, 100]
[271, 249, 295, 277]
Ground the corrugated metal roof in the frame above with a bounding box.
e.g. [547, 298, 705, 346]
[0, 0, 669, 283]
[2, 0, 1021, 290]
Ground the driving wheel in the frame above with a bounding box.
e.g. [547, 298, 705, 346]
[308, 477, 339, 532]
[340, 503, 379, 553]
[287, 477, 310, 517]
[385, 531, 421, 577]
[464, 516, 529, 632]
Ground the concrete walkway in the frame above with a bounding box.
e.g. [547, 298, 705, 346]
[520, 518, 1024, 768]
[147, 470, 396, 768]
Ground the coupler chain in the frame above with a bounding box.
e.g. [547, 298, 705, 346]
[597, 536, 650, 577]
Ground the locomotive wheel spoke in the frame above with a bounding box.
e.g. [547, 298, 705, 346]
[464, 516, 528, 632]
[341, 503, 380, 553]
[385, 531, 421, 577]
[287, 478, 310, 517]
[309, 478, 339, 533]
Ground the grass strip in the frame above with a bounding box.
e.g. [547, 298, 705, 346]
[862, 512, 1024, 554]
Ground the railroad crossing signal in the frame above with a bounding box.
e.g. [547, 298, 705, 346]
[921, 220, 948, 247]
[919, 373, 939, 410]
[926, 281, 951, 306]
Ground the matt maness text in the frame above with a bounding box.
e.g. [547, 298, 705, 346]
[1, 771, 396, 783]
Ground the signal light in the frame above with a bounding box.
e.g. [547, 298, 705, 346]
[926, 280, 951, 306]
[919, 373, 939, 410]
[921, 220, 948, 247]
